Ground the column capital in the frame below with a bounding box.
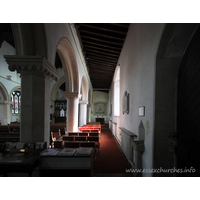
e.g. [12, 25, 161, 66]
[64, 92, 82, 99]
[0, 100, 12, 105]
[79, 100, 88, 105]
[4, 55, 60, 81]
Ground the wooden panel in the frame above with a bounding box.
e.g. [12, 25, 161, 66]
[177, 26, 200, 175]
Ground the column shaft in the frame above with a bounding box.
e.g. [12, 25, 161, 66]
[64, 92, 81, 132]
[4, 55, 60, 146]
[79, 100, 88, 127]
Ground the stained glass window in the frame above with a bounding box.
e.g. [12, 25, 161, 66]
[11, 91, 21, 114]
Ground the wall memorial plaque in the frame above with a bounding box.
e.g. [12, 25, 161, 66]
[122, 91, 129, 114]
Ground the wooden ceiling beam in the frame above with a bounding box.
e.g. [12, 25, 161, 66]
[82, 40, 121, 50]
[85, 48, 119, 58]
[81, 35, 123, 46]
[88, 65, 115, 73]
[87, 52, 118, 62]
[88, 58, 117, 66]
[79, 24, 127, 35]
[89, 65, 115, 72]
[109, 23, 130, 29]
[90, 72, 113, 77]
[83, 44, 121, 54]
[92, 81, 111, 85]
[88, 60, 115, 67]
[88, 60, 116, 67]
[79, 29, 125, 41]
[91, 76, 112, 81]
[92, 82, 111, 87]
[92, 79, 111, 83]
[89, 63, 115, 70]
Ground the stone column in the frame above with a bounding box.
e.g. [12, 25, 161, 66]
[64, 92, 82, 132]
[87, 104, 91, 123]
[4, 55, 60, 146]
[79, 100, 88, 127]
[0, 100, 12, 125]
[0, 101, 4, 125]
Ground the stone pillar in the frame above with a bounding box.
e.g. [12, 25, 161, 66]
[64, 92, 81, 132]
[79, 100, 88, 127]
[0, 101, 4, 125]
[87, 104, 91, 123]
[4, 55, 60, 146]
[0, 100, 12, 125]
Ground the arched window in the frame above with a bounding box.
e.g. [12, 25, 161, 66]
[11, 91, 21, 114]
[114, 66, 120, 116]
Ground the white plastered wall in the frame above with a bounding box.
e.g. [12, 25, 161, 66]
[109, 23, 165, 176]
[91, 91, 109, 123]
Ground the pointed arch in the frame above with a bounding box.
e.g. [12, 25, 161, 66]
[11, 23, 47, 57]
[10, 86, 21, 101]
[57, 38, 79, 93]
[51, 75, 67, 101]
[80, 76, 87, 100]
[0, 82, 9, 101]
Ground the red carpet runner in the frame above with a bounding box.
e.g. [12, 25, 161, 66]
[93, 128, 129, 174]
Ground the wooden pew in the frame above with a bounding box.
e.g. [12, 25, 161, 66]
[89, 132, 99, 136]
[68, 132, 79, 136]
[50, 123, 66, 136]
[79, 132, 88, 136]
[54, 141, 63, 148]
[0, 142, 6, 153]
[64, 141, 80, 148]
[0, 125, 9, 133]
[8, 124, 20, 133]
[62, 135, 100, 152]
[0, 125, 20, 142]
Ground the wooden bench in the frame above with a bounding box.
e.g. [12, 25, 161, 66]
[64, 141, 96, 152]
[79, 126, 101, 134]
[0, 125, 20, 143]
[8, 124, 20, 133]
[62, 135, 100, 152]
[89, 132, 99, 136]
[68, 132, 79, 136]
[0, 142, 6, 153]
[79, 132, 89, 136]
[0, 125, 9, 133]
[50, 123, 66, 136]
